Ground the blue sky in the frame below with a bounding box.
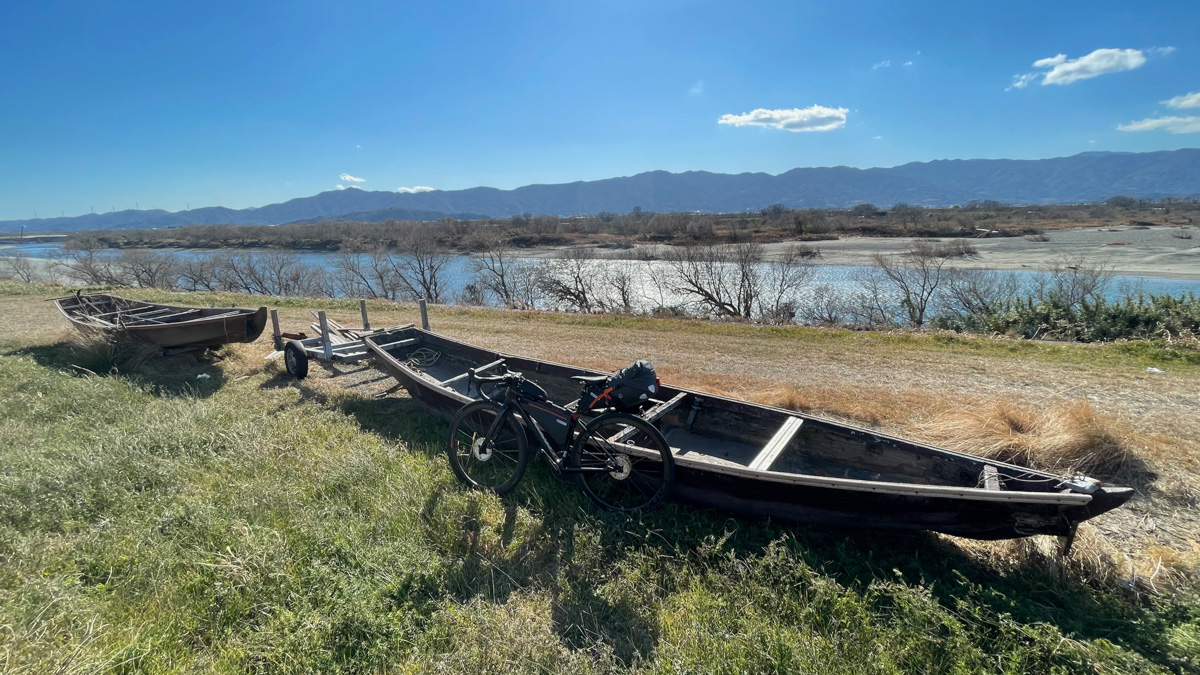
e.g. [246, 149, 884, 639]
[2, 0, 1198, 220]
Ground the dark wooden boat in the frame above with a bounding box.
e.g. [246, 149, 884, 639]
[53, 292, 269, 349]
[364, 327, 1134, 540]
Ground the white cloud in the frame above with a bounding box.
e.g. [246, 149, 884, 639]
[902, 61, 913, 66]
[717, 105, 849, 133]
[1117, 116, 1200, 134]
[873, 135, 883, 140]
[872, 60, 891, 69]
[689, 80, 705, 95]
[336, 184, 345, 190]
[1006, 73, 1039, 91]
[335, 185, 362, 190]
[1032, 54, 1068, 68]
[1009, 48, 1155, 90]
[1041, 48, 1147, 85]
[1163, 91, 1200, 109]
[1088, 139, 1096, 144]
[339, 173, 366, 183]
[398, 186, 435, 193]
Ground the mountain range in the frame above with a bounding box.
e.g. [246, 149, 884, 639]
[4, 149, 1199, 233]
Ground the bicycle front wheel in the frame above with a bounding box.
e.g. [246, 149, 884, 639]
[447, 400, 528, 495]
[570, 412, 674, 512]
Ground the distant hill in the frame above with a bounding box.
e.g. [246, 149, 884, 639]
[4, 149, 1198, 233]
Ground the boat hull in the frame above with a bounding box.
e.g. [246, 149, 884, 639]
[365, 327, 1134, 540]
[53, 294, 268, 349]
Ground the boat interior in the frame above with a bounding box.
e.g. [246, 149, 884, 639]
[371, 328, 1061, 495]
[58, 294, 253, 327]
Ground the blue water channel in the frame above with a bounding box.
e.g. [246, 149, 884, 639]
[3, 240, 1198, 304]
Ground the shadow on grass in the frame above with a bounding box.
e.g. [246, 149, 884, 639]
[4, 339, 229, 398]
[310, 386, 1183, 669]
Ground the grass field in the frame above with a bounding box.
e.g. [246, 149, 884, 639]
[2, 282, 1199, 673]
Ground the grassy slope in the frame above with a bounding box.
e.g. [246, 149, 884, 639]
[2, 283, 1199, 673]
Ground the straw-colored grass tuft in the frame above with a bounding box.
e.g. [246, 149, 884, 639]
[914, 398, 1133, 479]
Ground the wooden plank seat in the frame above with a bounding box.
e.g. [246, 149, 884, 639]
[607, 392, 689, 444]
[748, 416, 804, 472]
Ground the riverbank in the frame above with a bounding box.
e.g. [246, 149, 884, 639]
[2, 283, 1199, 671]
[527, 224, 1200, 280]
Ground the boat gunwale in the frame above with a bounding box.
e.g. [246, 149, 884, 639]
[364, 328, 1095, 507]
[53, 294, 265, 330]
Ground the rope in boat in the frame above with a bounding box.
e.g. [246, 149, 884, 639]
[405, 347, 441, 369]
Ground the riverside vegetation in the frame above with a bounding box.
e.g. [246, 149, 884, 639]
[5, 229, 1200, 348]
[1, 282, 1200, 672]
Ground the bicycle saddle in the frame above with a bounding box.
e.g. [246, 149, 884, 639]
[570, 374, 609, 384]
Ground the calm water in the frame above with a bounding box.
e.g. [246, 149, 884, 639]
[4, 241, 1198, 304]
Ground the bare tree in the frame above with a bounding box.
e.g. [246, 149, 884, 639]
[756, 245, 815, 324]
[662, 242, 812, 322]
[51, 239, 122, 285]
[0, 252, 38, 283]
[537, 247, 602, 312]
[115, 250, 178, 289]
[388, 230, 452, 303]
[798, 284, 847, 325]
[939, 268, 1021, 322]
[471, 239, 538, 309]
[177, 255, 222, 291]
[331, 250, 401, 300]
[1036, 254, 1113, 309]
[870, 243, 950, 327]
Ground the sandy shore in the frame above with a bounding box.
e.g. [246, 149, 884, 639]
[529, 224, 1200, 280]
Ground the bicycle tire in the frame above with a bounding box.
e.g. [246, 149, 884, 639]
[570, 411, 674, 512]
[447, 400, 529, 495]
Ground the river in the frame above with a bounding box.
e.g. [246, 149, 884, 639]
[3, 241, 1198, 307]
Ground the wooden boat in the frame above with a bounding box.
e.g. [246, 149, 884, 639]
[53, 292, 269, 349]
[364, 327, 1134, 540]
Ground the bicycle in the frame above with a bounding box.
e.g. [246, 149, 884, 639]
[446, 361, 675, 512]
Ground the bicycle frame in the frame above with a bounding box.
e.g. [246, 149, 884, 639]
[476, 380, 620, 476]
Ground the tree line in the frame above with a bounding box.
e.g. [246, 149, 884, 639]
[4, 234, 1198, 345]
[57, 198, 1200, 253]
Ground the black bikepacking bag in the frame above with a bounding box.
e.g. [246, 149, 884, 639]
[579, 360, 658, 412]
[524, 400, 573, 448]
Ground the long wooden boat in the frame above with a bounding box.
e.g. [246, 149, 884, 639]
[53, 292, 269, 349]
[364, 327, 1134, 540]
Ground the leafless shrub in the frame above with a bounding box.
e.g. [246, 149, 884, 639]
[114, 250, 179, 288]
[939, 268, 1021, 321]
[661, 242, 813, 322]
[388, 230, 452, 303]
[331, 250, 402, 300]
[0, 252, 38, 283]
[867, 244, 950, 327]
[1173, 229, 1194, 240]
[177, 256, 223, 291]
[931, 239, 977, 257]
[470, 239, 540, 309]
[1035, 254, 1113, 309]
[798, 284, 847, 325]
[536, 247, 605, 312]
[1024, 233, 1050, 242]
[51, 240, 123, 285]
[216, 252, 329, 297]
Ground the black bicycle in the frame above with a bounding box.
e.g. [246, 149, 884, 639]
[446, 362, 675, 512]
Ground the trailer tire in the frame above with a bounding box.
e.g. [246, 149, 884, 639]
[284, 341, 309, 379]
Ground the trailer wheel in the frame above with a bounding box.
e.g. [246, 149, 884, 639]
[284, 341, 309, 379]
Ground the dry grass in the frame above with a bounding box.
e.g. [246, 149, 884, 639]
[914, 398, 1133, 478]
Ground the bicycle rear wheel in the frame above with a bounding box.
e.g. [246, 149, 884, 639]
[570, 412, 674, 512]
[447, 400, 528, 495]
